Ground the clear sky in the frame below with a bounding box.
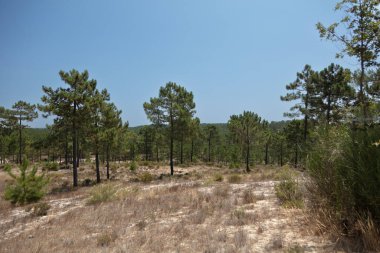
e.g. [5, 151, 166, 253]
[0, 0, 357, 127]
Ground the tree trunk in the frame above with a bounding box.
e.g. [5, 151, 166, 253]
[106, 144, 110, 180]
[156, 143, 159, 162]
[265, 142, 269, 165]
[327, 88, 332, 124]
[190, 140, 194, 163]
[169, 110, 174, 175]
[145, 132, 148, 161]
[294, 143, 298, 167]
[246, 128, 250, 172]
[180, 139, 183, 164]
[96, 151, 100, 183]
[19, 117, 22, 164]
[65, 134, 68, 169]
[76, 138, 80, 167]
[72, 100, 78, 187]
[208, 136, 211, 163]
[280, 141, 283, 167]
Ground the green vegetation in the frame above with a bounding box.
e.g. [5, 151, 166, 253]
[44, 161, 59, 171]
[275, 172, 303, 208]
[32, 202, 51, 216]
[138, 172, 154, 183]
[87, 183, 118, 205]
[227, 174, 242, 184]
[4, 159, 48, 205]
[0, 0, 379, 250]
[129, 160, 137, 171]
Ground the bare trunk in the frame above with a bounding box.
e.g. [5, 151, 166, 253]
[72, 100, 78, 187]
[180, 138, 183, 164]
[190, 140, 194, 163]
[96, 151, 100, 183]
[246, 128, 250, 172]
[106, 144, 110, 180]
[19, 117, 22, 164]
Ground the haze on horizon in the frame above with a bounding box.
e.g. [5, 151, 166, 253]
[0, 0, 353, 128]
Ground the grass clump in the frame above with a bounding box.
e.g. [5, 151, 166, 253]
[87, 183, 118, 205]
[138, 172, 154, 183]
[275, 178, 303, 208]
[129, 160, 137, 171]
[97, 232, 117, 247]
[229, 162, 241, 169]
[44, 161, 59, 171]
[4, 159, 48, 205]
[307, 126, 380, 251]
[32, 202, 51, 216]
[228, 174, 242, 184]
[227, 209, 256, 226]
[213, 173, 223, 182]
[242, 189, 256, 204]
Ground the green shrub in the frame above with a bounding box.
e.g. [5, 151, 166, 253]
[4, 159, 49, 205]
[228, 174, 242, 184]
[44, 161, 59, 171]
[32, 202, 51, 216]
[129, 161, 137, 171]
[229, 162, 241, 169]
[213, 173, 223, 182]
[275, 178, 303, 208]
[87, 183, 118, 205]
[308, 125, 380, 246]
[138, 172, 153, 183]
[97, 232, 117, 247]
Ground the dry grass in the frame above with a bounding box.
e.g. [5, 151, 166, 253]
[0, 163, 335, 252]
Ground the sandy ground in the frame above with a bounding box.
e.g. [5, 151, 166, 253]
[0, 165, 336, 252]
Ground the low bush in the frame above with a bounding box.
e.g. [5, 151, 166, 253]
[229, 162, 241, 169]
[138, 172, 154, 183]
[44, 161, 59, 171]
[129, 161, 137, 171]
[97, 232, 117, 247]
[228, 174, 242, 184]
[242, 189, 256, 204]
[213, 173, 223, 182]
[226, 209, 256, 226]
[4, 159, 48, 205]
[307, 125, 380, 251]
[87, 183, 118, 205]
[275, 178, 303, 208]
[32, 202, 51, 216]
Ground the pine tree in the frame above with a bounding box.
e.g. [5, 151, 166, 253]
[144, 82, 196, 175]
[100, 102, 122, 180]
[40, 69, 96, 187]
[228, 111, 262, 172]
[316, 63, 355, 124]
[10, 101, 38, 164]
[281, 65, 319, 141]
[317, 0, 380, 116]
[204, 125, 218, 163]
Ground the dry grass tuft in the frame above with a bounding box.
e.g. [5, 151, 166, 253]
[227, 174, 242, 184]
[233, 229, 248, 249]
[87, 183, 118, 205]
[97, 231, 117, 247]
[242, 188, 256, 204]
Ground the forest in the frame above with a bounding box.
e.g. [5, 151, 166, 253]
[0, 0, 379, 252]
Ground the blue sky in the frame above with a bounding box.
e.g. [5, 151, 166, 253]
[0, 0, 357, 127]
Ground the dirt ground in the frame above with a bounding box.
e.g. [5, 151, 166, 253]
[0, 163, 336, 253]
